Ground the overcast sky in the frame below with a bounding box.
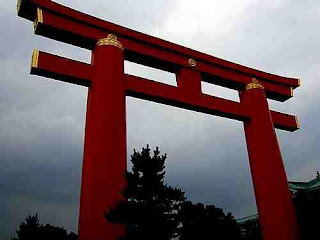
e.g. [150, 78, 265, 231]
[1, 0, 320, 238]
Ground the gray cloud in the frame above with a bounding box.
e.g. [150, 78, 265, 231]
[1, 0, 320, 239]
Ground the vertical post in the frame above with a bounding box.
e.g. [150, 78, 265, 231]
[176, 67, 202, 98]
[240, 79, 299, 240]
[79, 34, 126, 240]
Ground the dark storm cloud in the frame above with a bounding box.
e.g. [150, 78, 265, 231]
[1, 0, 320, 239]
[0, 0, 184, 238]
[126, 0, 320, 219]
[57, 0, 177, 35]
[126, 98, 256, 217]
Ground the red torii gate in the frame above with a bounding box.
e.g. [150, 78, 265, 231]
[18, 0, 301, 239]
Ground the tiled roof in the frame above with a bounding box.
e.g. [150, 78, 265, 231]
[237, 174, 320, 223]
[289, 176, 320, 192]
[237, 213, 259, 224]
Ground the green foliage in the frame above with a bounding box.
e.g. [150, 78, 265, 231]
[106, 145, 185, 240]
[179, 201, 242, 240]
[240, 188, 320, 240]
[106, 145, 242, 240]
[11, 214, 77, 240]
[293, 189, 320, 240]
[241, 220, 262, 240]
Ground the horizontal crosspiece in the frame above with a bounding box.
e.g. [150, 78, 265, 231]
[30, 50, 92, 86]
[30, 50, 299, 131]
[18, 0, 300, 101]
[31, 8, 294, 101]
[125, 74, 248, 121]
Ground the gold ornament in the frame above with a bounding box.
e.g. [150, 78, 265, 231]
[17, 0, 22, 14]
[245, 78, 264, 90]
[295, 116, 300, 129]
[34, 8, 43, 31]
[31, 49, 39, 70]
[96, 34, 124, 50]
[188, 58, 196, 67]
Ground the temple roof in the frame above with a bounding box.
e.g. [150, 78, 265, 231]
[237, 173, 320, 223]
[237, 214, 259, 224]
[289, 173, 320, 193]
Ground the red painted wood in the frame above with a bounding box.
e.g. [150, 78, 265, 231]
[271, 111, 299, 132]
[176, 68, 202, 97]
[32, 8, 295, 101]
[19, 0, 300, 89]
[240, 88, 299, 240]
[199, 62, 293, 101]
[126, 74, 248, 121]
[79, 43, 126, 240]
[17, 2, 301, 239]
[31, 51, 92, 86]
[30, 50, 299, 131]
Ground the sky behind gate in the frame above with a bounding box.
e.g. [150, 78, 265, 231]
[1, 0, 320, 239]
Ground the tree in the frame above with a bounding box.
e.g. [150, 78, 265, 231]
[11, 215, 41, 240]
[179, 201, 242, 240]
[241, 219, 262, 240]
[106, 145, 242, 240]
[105, 145, 185, 240]
[11, 214, 77, 240]
[292, 189, 320, 240]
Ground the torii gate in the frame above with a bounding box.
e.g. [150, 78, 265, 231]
[18, 0, 301, 239]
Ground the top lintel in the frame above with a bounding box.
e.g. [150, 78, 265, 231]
[18, 0, 300, 98]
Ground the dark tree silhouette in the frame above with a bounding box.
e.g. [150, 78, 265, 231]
[240, 187, 320, 240]
[106, 145, 242, 240]
[241, 219, 262, 240]
[292, 189, 320, 240]
[179, 201, 242, 240]
[105, 145, 185, 240]
[11, 214, 77, 240]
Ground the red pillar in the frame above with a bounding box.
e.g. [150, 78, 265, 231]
[240, 79, 299, 240]
[79, 34, 126, 240]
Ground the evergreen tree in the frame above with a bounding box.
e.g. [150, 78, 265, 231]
[105, 145, 185, 240]
[11, 214, 78, 240]
[11, 215, 41, 240]
[179, 201, 242, 240]
[106, 145, 242, 240]
[293, 189, 320, 240]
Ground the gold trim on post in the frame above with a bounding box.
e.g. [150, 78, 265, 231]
[290, 87, 293, 97]
[295, 116, 300, 129]
[188, 58, 196, 67]
[17, 0, 22, 14]
[298, 78, 301, 86]
[31, 49, 39, 70]
[245, 78, 264, 90]
[96, 34, 124, 50]
[34, 8, 43, 32]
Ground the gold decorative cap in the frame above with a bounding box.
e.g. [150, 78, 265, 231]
[295, 116, 300, 129]
[31, 49, 39, 70]
[188, 58, 196, 67]
[34, 8, 43, 32]
[17, 0, 22, 14]
[96, 34, 124, 50]
[246, 78, 264, 90]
